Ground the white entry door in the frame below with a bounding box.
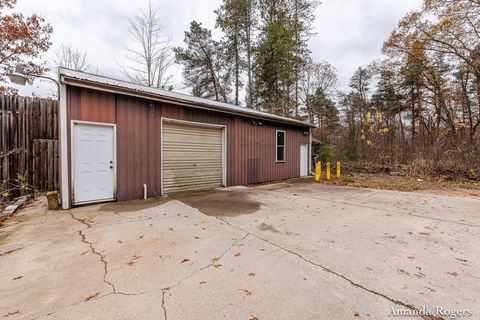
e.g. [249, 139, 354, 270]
[300, 144, 309, 177]
[73, 122, 115, 205]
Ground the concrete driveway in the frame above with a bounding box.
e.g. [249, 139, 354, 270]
[1, 181, 479, 320]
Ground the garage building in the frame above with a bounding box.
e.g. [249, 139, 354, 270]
[58, 68, 313, 209]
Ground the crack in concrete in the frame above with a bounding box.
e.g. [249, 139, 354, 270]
[31, 291, 148, 320]
[214, 216, 445, 320]
[68, 211, 140, 297]
[160, 233, 249, 320]
[161, 289, 167, 320]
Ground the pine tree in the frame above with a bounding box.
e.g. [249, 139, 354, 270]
[174, 21, 233, 102]
[290, 0, 318, 117]
[253, 0, 317, 116]
[215, 0, 257, 106]
[254, 0, 298, 115]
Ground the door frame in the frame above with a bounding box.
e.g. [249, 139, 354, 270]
[160, 117, 227, 195]
[300, 143, 309, 177]
[70, 120, 117, 205]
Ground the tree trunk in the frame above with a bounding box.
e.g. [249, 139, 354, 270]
[246, 7, 253, 109]
[397, 103, 406, 145]
[410, 87, 416, 145]
[234, 34, 240, 106]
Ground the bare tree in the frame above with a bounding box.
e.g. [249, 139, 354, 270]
[300, 60, 338, 105]
[120, 1, 174, 90]
[54, 43, 89, 71]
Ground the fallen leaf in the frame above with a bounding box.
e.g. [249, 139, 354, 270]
[80, 217, 93, 224]
[85, 290, 100, 301]
[234, 252, 241, 257]
[242, 289, 252, 296]
[249, 316, 259, 320]
[407, 256, 415, 260]
[455, 258, 467, 263]
[180, 258, 190, 264]
[353, 311, 360, 317]
[248, 273, 256, 277]
[139, 235, 144, 239]
[424, 286, 436, 293]
[12, 276, 22, 280]
[419, 232, 430, 236]
[127, 261, 136, 266]
[117, 240, 123, 243]
[199, 281, 207, 285]
[213, 264, 222, 268]
[212, 257, 220, 262]
[447, 272, 458, 277]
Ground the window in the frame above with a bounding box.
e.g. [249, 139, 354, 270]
[276, 130, 286, 162]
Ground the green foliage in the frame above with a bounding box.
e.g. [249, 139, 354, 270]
[253, 0, 317, 115]
[215, 0, 255, 105]
[318, 144, 334, 163]
[174, 21, 233, 102]
[307, 88, 339, 130]
[467, 168, 479, 181]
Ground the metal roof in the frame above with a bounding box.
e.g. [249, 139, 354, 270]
[59, 68, 314, 128]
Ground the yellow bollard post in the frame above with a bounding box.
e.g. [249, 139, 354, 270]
[336, 161, 341, 178]
[326, 162, 331, 181]
[314, 162, 321, 182]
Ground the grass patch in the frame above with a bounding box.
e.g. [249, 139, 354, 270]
[0, 232, 10, 245]
[8, 215, 32, 224]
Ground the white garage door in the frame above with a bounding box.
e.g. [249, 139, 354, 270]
[162, 120, 224, 194]
[73, 122, 115, 204]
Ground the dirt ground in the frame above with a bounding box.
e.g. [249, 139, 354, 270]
[0, 182, 479, 320]
[331, 173, 480, 198]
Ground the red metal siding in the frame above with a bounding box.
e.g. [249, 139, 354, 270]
[66, 87, 309, 202]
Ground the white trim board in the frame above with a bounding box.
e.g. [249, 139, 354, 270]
[59, 83, 70, 209]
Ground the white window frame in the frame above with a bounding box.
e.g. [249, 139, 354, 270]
[276, 130, 286, 163]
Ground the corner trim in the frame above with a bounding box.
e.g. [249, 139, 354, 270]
[59, 83, 70, 209]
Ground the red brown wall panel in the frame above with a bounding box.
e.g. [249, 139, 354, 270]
[66, 86, 309, 202]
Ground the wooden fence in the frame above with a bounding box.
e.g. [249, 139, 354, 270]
[0, 95, 59, 196]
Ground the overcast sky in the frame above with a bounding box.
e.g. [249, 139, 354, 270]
[13, 0, 422, 97]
